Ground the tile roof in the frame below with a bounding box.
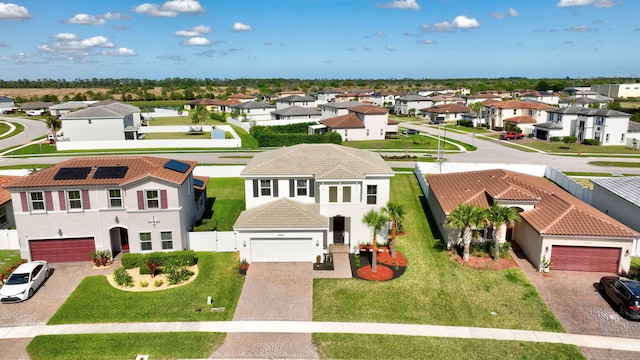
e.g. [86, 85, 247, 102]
[0, 175, 20, 205]
[504, 115, 537, 124]
[591, 177, 640, 208]
[420, 103, 471, 114]
[490, 100, 555, 111]
[628, 121, 640, 132]
[347, 104, 389, 115]
[228, 94, 255, 99]
[49, 101, 91, 110]
[271, 106, 321, 116]
[276, 95, 316, 102]
[547, 106, 630, 117]
[321, 101, 363, 109]
[534, 122, 563, 129]
[5, 156, 196, 189]
[234, 198, 328, 229]
[426, 169, 639, 238]
[186, 98, 217, 106]
[229, 100, 275, 110]
[319, 113, 365, 129]
[241, 144, 393, 179]
[61, 102, 139, 119]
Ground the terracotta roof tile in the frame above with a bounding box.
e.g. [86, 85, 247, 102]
[504, 115, 537, 124]
[491, 100, 555, 111]
[320, 113, 365, 129]
[348, 104, 389, 115]
[5, 156, 196, 189]
[420, 103, 471, 114]
[0, 175, 20, 205]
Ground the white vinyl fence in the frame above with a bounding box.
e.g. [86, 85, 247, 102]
[0, 229, 19, 250]
[188, 231, 238, 252]
[545, 166, 592, 204]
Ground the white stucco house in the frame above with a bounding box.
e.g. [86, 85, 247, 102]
[0, 95, 15, 112]
[5, 156, 208, 263]
[486, 100, 556, 133]
[60, 102, 142, 141]
[419, 103, 471, 123]
[275, 95, 317, 110]
[393, 95, 432, 115]
[49, 101, 93, 117]
[229, 100, 276, 122]
[519, 91, 559, 106]
[320, 101, 363, 119]
[270, 106, 322, 121]
[370, 92, 396, 108]
[234, 144, 393, 263]
[591, 83, 640, 99]
[426, 169, 639, 273]
[558, 91, 613, 108]
[318, 104, 398, 141]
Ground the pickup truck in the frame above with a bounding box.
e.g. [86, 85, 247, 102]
[499, 131, 525, 140]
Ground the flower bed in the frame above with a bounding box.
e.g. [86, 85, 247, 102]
[352, 248, 408, 281]
[106, 265, 198, 292]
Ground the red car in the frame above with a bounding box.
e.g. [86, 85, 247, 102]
[499, 131, 525, 140]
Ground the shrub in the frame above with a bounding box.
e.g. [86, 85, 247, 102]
[113, 266, 133, 287]
[139, 280, 149, 287]
[153, 279, 164, 287]
[145, 259, 161, 278]
[458, 120, 474, 127]
[549, 136, 561, 142]
[122, 254, 144, 269]
[582, 139, 600, 146]
[250, 123, 342, 146]
[165, 258, 194, 285]
[562, 136, 577, 144]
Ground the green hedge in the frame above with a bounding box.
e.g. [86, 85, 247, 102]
[549, 136, 561, 142]
[250, 123, 342, 147]
[582, 139, 600, 146]
[122, 250, 198, 271]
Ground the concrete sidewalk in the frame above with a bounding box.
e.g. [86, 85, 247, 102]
[3, 320, 640, 353]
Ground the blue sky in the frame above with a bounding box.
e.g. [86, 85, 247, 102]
[0, 0, 638, 80]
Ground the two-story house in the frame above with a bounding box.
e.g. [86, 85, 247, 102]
[233, 144, 393, 263]
[486, 100, 556, 133]
[0, 175, 19, 230]
[0, 95, 16, 112]
[275, 95, 317, 110]
[419, 103, 471, 123]
[393, 95, 432, 115]
[320, 101, 363, 119]
[319, 104, 397, 141]
[5, 156, 207, 263]
[60, 102, 142, 141]
[229, 100, 276, 122]
[558, 91, 613, 108]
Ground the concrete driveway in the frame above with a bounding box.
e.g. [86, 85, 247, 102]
[0, 262, 92, 360]
[211, 262, 319, 359]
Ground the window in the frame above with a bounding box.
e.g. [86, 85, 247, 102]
[140, 232, 152, 251]
[29, 191, 45, 211]
[528, 110, 533, 116]
[0, 207, 6, 225]
[329, 186, 338, 203]
[260, 180, 272, 196]
[161, 231, 173, 250]
[367, 185, 377, 205]
[296, 179, 308, 196]
[108, 189, 122, 208]
[67, 190, 82, 210]
[146, 190, 159, 209]
[343, 186, 351, 203]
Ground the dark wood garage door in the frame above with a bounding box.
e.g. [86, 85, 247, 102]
[30, 238, 96, 263]
[551, 245, 620, 272]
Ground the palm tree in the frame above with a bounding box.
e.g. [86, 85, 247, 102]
[445, 204, 486, 261]
[469, 101, 483, 127]
[46, 116, 62, 144]
[362, 209, 389, 273]
[486, 204, 520, 262]
[383, 202, 405, 259]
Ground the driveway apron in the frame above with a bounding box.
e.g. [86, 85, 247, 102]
[211, 263, 319, 359]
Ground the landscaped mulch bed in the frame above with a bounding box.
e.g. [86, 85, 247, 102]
[352, 249, 408, 281]
[449, 252, 518, 271]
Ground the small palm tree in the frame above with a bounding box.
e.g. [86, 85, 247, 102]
[445, 204, 486, 261]
[362, 209, 389, 273]
[469, 102, 483, 127]
[486, 203, 520, 262]
[383, 202, 405, 259]
[46, 116, 62, 144]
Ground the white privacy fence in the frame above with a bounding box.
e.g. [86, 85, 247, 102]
[188, 231, 238, 252]
[545, 166, 592, 204]
[0, 229, 19, 250]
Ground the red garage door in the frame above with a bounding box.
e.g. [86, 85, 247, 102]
[551, 245, 620, 272]
[30, 238, 96, 263]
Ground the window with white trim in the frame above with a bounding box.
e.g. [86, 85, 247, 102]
[146, 190, 159, 209]
[67, 190, 82, 210]
[260, 180, 272, 196]
[0, 206, 6, 225]
[29, 191, 45, 211]
[343, 186, 351, 203]
[366, 185, 378, 205]
[108, 189, 123, 208]
[140, 232, 152, 251]
[161, 231, 173, 250]
[296, 179, 308, 196]
[329, 186, 338, 203]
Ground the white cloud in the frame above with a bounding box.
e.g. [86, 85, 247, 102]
[102, 12, 130, 20]
[181, 37, 210, 46]
[67, 14, 106, 25]
[102, 48, 137, 56]
[508, 8, 519, 17]
[134, 0, 204, 17]
[491, 7, 519, 19]
[417, 39, 437, 45]
[386, 45, 396, 51]
[557, 0, 618, 7]
[175, 25, 211, 37]
[420, 24, 431, 33]
[0, 3, 31, 20]
[54, 33, 80, 40]
[566, 25, 595, 32]
[375, 32, 385, 37]
[452, 15, 480, 29]
[378, 0, 420, 10]
[232, 22, 252, 32]
[36, 33, 118, 61]
[363, 45, 372, 51]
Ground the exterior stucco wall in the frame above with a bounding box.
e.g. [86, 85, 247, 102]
[62, 117, 125, 141]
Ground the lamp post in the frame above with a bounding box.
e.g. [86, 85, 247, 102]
[437, 124, 441, 161]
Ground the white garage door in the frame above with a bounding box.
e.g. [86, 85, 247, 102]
[250, 238, 315, 262]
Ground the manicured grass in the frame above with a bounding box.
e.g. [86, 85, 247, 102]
[313, 174, 563, 332]
[142, 132, 212, 139]
[589, 161, 640, 168]
[146, 116, 226, 126]
[564, 171, 637, 176]
[8, 142, 58, 155]
[445, 124, 490, 133]
[27, 332, 224, 360]
[0, 250, 22, 276]
[48, 252, 244, 324]
[313, 334, 584, 360]
[194, 178, 245, 231]
[342, 135, 459, 151]
[231, 125, 259, 149]
[0, 122, 11, 135]
[515, 139, 639, 154]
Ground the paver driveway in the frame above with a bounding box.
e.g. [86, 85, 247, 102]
[211, 262, 319, 359]
[0, 261, 93, 360]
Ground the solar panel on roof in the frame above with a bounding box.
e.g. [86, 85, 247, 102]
[93, 166, 128, 179]
[54, 167, 92, 180]
[193, 179, 204, 187]
[163, 159, 190, 173]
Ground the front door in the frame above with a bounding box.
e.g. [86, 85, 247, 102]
[333, 217, 345, 244]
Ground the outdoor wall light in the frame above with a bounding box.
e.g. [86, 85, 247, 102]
[242, 240, 246, 247]
[316, 240, 320, 247]
[545, 246, 549, 253]
[58, 228, 63, 236]
[625, 250, 630, 256]
[114, 216, 119, 224]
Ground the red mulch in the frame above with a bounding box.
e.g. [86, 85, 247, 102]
[377, 250, 408, 267]
[451, 253, 518, 270]
[356, 264, 394, 281]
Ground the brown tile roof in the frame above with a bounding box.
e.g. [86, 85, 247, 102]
[491, 100, 555, 111]
[426, 169, 639, 238]
[504, 115, 537, 124]
[420, 103, 471, 114]
[320, 113, 365, 129]
[0, 175, 20, 205]
[5, 156, 196, 189]
[482, 99, 501, 106]
[228, 94, 254, 99]
[348, 104, 389, 115]
[387, 118, 399, 125]
[234, 198, 327, 229]
[213, 99, 242, 106]
[186, 98, 217, 106]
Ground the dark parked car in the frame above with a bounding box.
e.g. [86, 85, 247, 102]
[599, 276, 640, 320]
[402, 129, 419, 135]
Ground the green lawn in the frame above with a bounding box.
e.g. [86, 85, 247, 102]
[142, 132, 213, 140]
[445, 124, 490, 133]
[27, 332, 224, 360]
[48, 252, 244, 324]
[194, 177, 245, 231]
[146, 116, 227, 126]
[343, 135, 460, 151]
[314, 174, 563, 324]
[313, 334, 584, 360]
[514, 139, 639, 154]
[589, 161, 640, 168]
[231, 125, 259, 149]
[0, 250, 22, 277]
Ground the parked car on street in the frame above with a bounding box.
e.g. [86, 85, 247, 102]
[0, 261, 50, 303]
[402, 128, 419, 135]
[499, 131, 525, 140]
[27, 110, 45, 116]
[599, 276, 640, 320]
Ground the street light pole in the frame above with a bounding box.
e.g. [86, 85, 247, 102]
[437, 124, 441, 160]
